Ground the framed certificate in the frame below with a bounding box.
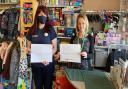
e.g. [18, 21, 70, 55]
[60, 44, 81, 63]
[31, 44, 52, 63]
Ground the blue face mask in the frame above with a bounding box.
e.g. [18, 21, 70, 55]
[38, 16, 47, 24]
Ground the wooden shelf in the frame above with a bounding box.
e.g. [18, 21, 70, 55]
[47, 5, 81, 8]
[0, 3, 17, 5]
[0, 3, 18, 9]
[57, 36, 71, 39]
[47, 3, 81, 41]
[54, 26, 75, 28]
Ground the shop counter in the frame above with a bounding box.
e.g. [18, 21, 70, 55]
[55, 68, 116, 89]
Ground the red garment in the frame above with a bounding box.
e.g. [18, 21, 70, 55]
[55, 75, 76, 89]
[2, 51, 11, 80]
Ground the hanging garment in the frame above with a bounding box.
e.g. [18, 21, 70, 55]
[0, 8, 20, 39]
[0, 14, 8, 37]
[2, 42, 14, 80]
[1, 14, 8, 30]
[17, 37, 31, 89]
[10, 41, 20, 86]
[7, 8, 20, 39]
[18, 77, 27, 89]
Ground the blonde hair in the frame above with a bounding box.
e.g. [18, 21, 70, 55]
[76, 13, 89, 37]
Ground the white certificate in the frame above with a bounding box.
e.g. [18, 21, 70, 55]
[31, 44, 52, 63]
[60, 44, 81, 63]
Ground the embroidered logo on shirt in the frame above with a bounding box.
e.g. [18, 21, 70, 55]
[44, 33, 48, 37]
[32, 35, 38, 37]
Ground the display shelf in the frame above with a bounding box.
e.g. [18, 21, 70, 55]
[47, 0, 82, 41]
[0, 3, 17, 4]
[47, 5, 81, 8]
[94, 45, 108, 49]
[57, 36, 71, 39]
[0, 3, 18, 9]
[54, 26, 75, 28]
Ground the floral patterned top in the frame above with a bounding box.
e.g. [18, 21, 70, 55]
[73, 36, 90, 53]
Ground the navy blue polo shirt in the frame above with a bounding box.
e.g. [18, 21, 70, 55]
[27, 27, 57, 44]
[27, 27, 57, 67]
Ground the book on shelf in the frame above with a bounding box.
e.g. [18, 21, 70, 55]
[55, 0, 58, 5]
[64, 0, 69, 6]
[55, 8, 61, 20]
[60, 0, 64, 5]
[49, 8, 55, 20]
[47, 0, 82, 6]
[64, 14, 72, 27]
[57, 27, 65, 36]
[59, 8, 63, 20]
[46, 0, 50, 5]
[51, 0, 54, 5]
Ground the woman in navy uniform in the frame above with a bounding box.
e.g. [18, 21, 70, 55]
[26, 5, 57, 89]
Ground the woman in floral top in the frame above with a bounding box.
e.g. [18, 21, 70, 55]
[71, 14, 91, 70]
[55, 14, 92, 70]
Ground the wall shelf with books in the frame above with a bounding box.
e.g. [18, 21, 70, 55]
[57, 36, 71, 39]
[54, 26, 76, 28]
[47, 5, 81, 8]
[0, 3, 18, 9]
[46, 0, 82, 7]
[0, 3, 17, 4]
[47, 0, 83, 43]
[48, 7, 79, 27]
[0, 0, 18, 3]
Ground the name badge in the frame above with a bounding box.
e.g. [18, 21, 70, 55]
[44, 33, 48, 37]
[32, 35, 38, 37]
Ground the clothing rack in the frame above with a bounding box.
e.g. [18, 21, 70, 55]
[0, 5, 20, 14]
[84, 10, 126, 14]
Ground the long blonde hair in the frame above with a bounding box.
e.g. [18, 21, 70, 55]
[76, 14, 89, 37]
